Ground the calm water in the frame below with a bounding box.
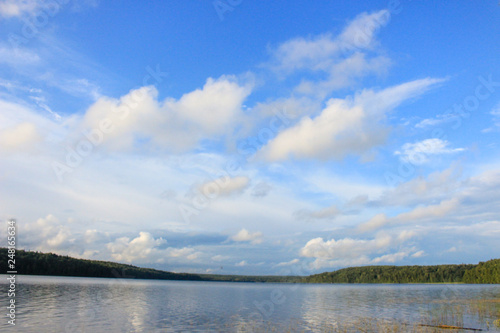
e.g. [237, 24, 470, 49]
[1, 275, 499, 332]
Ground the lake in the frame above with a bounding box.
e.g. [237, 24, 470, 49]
[1, 275, 499, 332]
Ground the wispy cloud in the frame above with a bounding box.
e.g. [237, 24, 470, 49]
[258, 78, 444, 161]
[294, 204, 341, 221]
[482, 102, 500, 133]
[359, 198, 460, 232]
[394, 138, 465, 164]
[0, 0, 43, 18]
[268, 10, 392, 97]
[0, 45, 40, 65]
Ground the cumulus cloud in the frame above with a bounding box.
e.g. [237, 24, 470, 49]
[21, 214, 75, 252]
[395, 138, 465, 164]
[229, 229, 263, 244]
[300, 235, 390, 260]
[106, 233, 201, 264]
[82, 75, 252, 152]
[300, 230, 417, 269]
[166, 247, 200, 261]
[258, 78, 443, 161]
[106, 232, 166, 263]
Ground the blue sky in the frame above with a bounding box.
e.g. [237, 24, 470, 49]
[1, 0, 499, 275]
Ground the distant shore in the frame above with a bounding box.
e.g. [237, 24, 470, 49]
[1, 248, 498, 284]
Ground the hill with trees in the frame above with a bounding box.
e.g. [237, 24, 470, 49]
[0, 248, 300, 282]
[1, 248, 498, 283]
[0, 248, 204, 281]
[463, 259, 500, 284]
[303, 264, 476, 284]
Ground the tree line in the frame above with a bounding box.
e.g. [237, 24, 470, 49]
[0, 248, 300, 282]
[303, 260, 500, 284]
[0, 248, 498, 283]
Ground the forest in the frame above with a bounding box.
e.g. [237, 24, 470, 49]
[0, 248, 300, 282]
[1, 248, 498, 284]
[304, 260, 500, 284]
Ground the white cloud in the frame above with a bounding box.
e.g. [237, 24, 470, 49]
[46, 228, 71, 247]
[371, 251, 409, 264]
[106, 232, 166, 263]
[106, 234, 201, 264]
[482, 102, 500, 133]
[270, 10, 390, 73]
[0, 0, 42, 17]
[0, 46, 40, 65]
[21, 214, 76, 252]
[411, 250, 425, 258]
[211, 255, 229, 262]
[395, 138, 465, 164]
[0, 122, 41, 152]
[0, 0, 95, 18]
[166, 247, 200, 261]
[295, 53, 390, 97]
[253, 96, 319, 119]
[359, 197, 460, 232]
[230, 229, 263, 244]
[82, 76, 252, 152]
[84, 229, 103, 244]
[380, 166, 462, 207]
[415, 114, 458, 128]
[236, 260, 247, 267]
[300, 234, 391, 260]
[269, 10, 392, 97]
[259, 78, 444, 161]
[395, 198, 459, 222]
[300, 233, 418, 270]
[276, 258, 300, 267]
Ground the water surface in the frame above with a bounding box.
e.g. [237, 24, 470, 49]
[1, 275, 499, 332]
